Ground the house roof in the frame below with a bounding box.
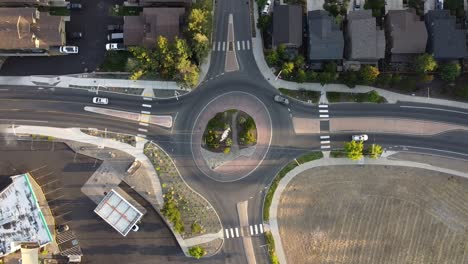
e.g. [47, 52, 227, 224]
[0, 8, 63, 50]
[425, 10, 467, 59]
[0, 0, 48, 4]
[124, 7, 184, 48]
[307, 10, 343, 60]
[273, 5, 303, 47]
[386, 9, 428, 54]
[346, 10, 385, 60]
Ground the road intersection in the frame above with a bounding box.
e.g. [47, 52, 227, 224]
[1, 0, 468, 262]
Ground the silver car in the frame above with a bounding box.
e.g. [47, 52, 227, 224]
[59, 46, 79, 54]
[352, 134, 368, 141]
[274, 95, 289, 105]
[92, 97, 109, 105]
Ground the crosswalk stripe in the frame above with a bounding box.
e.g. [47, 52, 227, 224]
[217, 42, 221, 51]
[138, 128, 148, 132]
[321, 145, 331, 149]
[235, 227, 239, 237]
[225, 229, 229, 238]
[254, 225, 258, 235]
[319, 109, 328, 113]
[212, 42, 216, 51]
[259, 224, 263, 233]
[141, 111, 151, 114]
[139, 122, 149, 127]
[137, 134, 146, 138]
[321, 140, 330, 144]
[250, 225, 254, 235]
[222, 42, 226, 51]
[320, 115, 329, 118]
[320, 135, 330, 139]
[142, 104, 152, 108]
[242, 41, 245, 50]
[143, 97, 152, 101]
[230, 228, 234, 238]
[247, 40, 250, 50]
[319, 104, 328, 108]
[237, 41, 240, 50]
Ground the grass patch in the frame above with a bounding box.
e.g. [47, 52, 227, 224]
[265, 231, 280, 264]
[110, 5, 142, 16]
[330, 149, 346, 158]
[49, 7, 70, 16]
[327, 91, 386, 103]
[278, 88, 320, 104]
[263, 151, 323, 221]
[100, 51, 132, 72]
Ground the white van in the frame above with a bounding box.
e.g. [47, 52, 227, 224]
[107, 32, 123, 41]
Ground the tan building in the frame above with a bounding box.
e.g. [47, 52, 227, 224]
[0, 7, 65, 55]
[124, 7, 185, 48]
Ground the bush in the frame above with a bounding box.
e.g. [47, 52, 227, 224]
[162, 191, 184, 234]
[438, 62, 461, 82]
[376, 73, 392, 87]
[223, 147, 231, 154]
[327, 92, 341, 102]
[225, 138, 233, 147]
[344, 140, 364, 160]
[244, 117, 256, 130]
[191, 222, 203, 234]
[413, 53, 437, 74]
[455, 85, 468, 99]
[306, 70, 318, 82]
[340, 71, 359, 88]
[296, 69, 306, 83]
[188, 246, 206, 259]
[265, 232, 279, 264]
[367, 90, 382, 103]
[359, 65, 380, 85]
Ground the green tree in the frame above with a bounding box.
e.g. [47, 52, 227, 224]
[176, 58, 199, 88]
[367, 90, 382, 103]
[318, 72, 336, 86]
[188, 246, 206, 259]
[323, 62, 337, 73]
[344, 140, 364, 160]
[364, 0, 385, 17]
[340, 71, 359, 88]
[294, 55, 305, 69]
[257, 14, 272, 32]
[191, 33, 210, 64]
[376, 73, 392, 87]
[188, 9, 209, 35]
[154, 36, 175, 78]
[130, 69, 145, 80]
[225, 138, 233, 147]
[438, 62, 461, 82]
[413, 53, 437, 74]
[306, 70, 318, 82]
[368, 144, 383, 158]
[359, 65, 380, 85]
[277, 44, 287, 61]
[296, 69, 306, 83]
[281, 62, 295, 77]
[266, 50, 279, 66]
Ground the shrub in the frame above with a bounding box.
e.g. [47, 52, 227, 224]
[225, 138, 233, 147]
[265, 232, 279, 264]
[188, 246, 206, 259]
[438, 62, 461, 82]
[455, 85, 468, 99]
[306, 70, 318, 82]
[191, 222, 203, 234]
[223, 147, 231, 154]
[376, 73, 392, 87]
[162, 191, 184, 234]
[367, 90, 381, 103]
[296, 69, 306, 83]
[359, 65, 380, 85]
[367, 144, 383, 158]
[244, 117, 256, 130]
[340, 71, 359, 88]
[413, 53, 437, 74]
[327, 92, 341, 102]
[344, 140, 364, 160]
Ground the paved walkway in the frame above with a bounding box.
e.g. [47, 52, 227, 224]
[251, 2, 468, 110]
[268, 155, 468, 264]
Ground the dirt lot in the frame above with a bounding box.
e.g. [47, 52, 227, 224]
[278, 165, 468, 264]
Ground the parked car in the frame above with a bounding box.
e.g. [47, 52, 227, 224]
[59, 46, 78, 54]
[131, 224, 139, 232]
[67, 3, 82, 10]
[107, 32, 124, 41]
[92, 97, 109, 105]
[67, 32, 82, 40]
[105, 43, 126, 51]
[107, 24, 124, 31]
[262, 0, 271, 15]
[56, 224, 69, 234]
[352, 134, 368, 141]
[274, 95, 289, 105]
[354, 0, 361, 10]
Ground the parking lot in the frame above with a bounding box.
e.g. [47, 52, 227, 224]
[0, 0, 123, 75]
[0, 139, 225, 263]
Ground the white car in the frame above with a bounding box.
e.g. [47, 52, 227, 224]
[92, 97, 109, 105]
[59, 46, 79, 54]
[105, 43, 125, 51]
[352, 134, 368, 141]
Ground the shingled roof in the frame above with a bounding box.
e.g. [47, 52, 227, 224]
[0, 8, 64, 50]
[346, 10, 385, 61]
[124, 7, 184, 48]
[273, 5, 303, 48]
[425, 10, 467, 60]
[308, 10, 343, 60]
[386, 9, 427, 55]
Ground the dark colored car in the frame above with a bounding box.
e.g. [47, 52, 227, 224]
[67, 32, 82, 40]
[67, 3, 82, 10]
[56, 224, 69, 234]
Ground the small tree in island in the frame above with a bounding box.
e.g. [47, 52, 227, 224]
[188, 245, 206, 259]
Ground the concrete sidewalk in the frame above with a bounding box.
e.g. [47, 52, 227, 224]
[251, 2, 468, 110]
[268, 155, 468, 264]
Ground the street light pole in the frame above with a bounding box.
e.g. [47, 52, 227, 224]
[275, 70, 283, 81]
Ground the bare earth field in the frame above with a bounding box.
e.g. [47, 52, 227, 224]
[278, 165, 468, 264]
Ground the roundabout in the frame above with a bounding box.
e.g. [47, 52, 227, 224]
[191, 91, 272, 182]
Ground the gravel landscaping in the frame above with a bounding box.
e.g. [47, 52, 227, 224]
[143, 142, 222, 254]
[80, 128, 136, 147]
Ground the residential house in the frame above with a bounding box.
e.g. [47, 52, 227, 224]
[425, 10, 467, 60]
[126, 0, 192, 7]
[385, 9, 428, 62]
[124, 7, 185, 48]
[273, 5, 303, 49]
[345, 10, 385, 64]
[0, 7, 65, 56]
[0, 0, 51, 6]
[307, 10, 344, 67]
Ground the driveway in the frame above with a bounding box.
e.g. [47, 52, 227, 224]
[385, 0, 404, 13]
[0, 0, 123, 76]
[308, 0, 325, 11]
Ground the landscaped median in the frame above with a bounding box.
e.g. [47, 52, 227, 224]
[262, 151, 323, 264]
[144, 141, 223, 257]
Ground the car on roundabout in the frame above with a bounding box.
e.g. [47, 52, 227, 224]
[274, 95, 289, 105]
[352, 134, 368, 141]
